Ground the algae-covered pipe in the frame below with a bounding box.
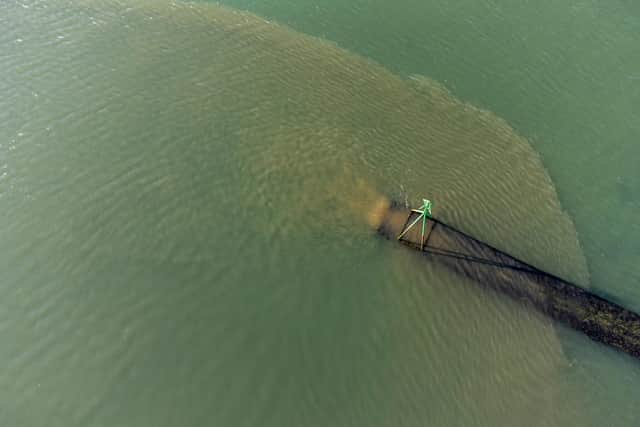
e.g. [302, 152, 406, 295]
[371, 199, 640, 360]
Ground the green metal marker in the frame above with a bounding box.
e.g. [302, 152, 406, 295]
[397, 198, 433, 250]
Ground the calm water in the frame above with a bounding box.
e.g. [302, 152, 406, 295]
[1, 0, 639, 426]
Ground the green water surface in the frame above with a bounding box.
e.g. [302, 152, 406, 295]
[1, 1, 639, 426]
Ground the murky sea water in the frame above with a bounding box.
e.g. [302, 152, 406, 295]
[1, 0, 639, 426]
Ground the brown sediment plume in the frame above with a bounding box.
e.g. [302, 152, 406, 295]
[59, 0, 589, 288]
[366, 197, 392, 230]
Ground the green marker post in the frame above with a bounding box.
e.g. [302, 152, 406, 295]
[397, 198, 433, 251]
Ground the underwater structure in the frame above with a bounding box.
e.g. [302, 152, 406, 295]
[374, 199, 640, 360]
